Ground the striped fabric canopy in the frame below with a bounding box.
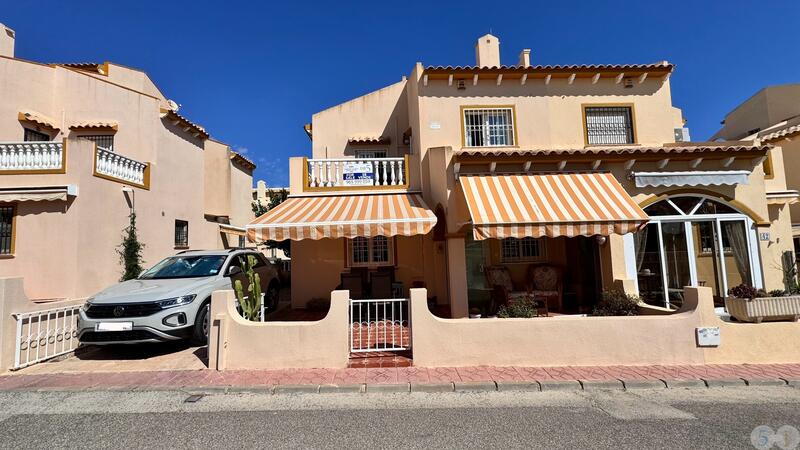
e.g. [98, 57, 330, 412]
[247, 193, 437, 242]
[460, 173, 648, 240]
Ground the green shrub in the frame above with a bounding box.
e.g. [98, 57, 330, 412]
[768, 289, 787, 298]
[497, 295, 541, 318]
[591, 290, 640, 316]
[728, 283, 767, 300]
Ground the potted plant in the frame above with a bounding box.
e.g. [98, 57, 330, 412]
[726, 283, 800, 323]
[469, 307, 482, 319]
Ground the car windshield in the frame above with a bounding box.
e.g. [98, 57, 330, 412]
[139, 255, 227, 279]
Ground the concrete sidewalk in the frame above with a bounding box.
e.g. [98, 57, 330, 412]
[2, 363, 800, 393]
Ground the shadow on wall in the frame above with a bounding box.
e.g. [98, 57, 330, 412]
[419, 79, 663, 100]
[16, 197, 75, 217]
[161, 118, 204, 149]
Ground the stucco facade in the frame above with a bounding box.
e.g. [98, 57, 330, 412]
[0, 24, 254, 300]
[261, 34, 795, 317]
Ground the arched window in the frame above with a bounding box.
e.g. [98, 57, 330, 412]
[634, 195, 761, 309]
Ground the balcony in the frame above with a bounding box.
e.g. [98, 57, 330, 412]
[0, 141, 65, 174]
[304, 156, 409, 191]
[93, 146, 150, 189]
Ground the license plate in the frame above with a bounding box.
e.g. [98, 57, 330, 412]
[96, 322, 133, 331]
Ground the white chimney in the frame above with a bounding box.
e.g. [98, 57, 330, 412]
[0, 23, 15, 58]
[475, 33, 500, 68]
[518, 49, 531, 68]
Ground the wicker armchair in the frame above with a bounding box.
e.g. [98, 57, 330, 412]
[527, 265, 562, 313]
[484, 265, 548, 316]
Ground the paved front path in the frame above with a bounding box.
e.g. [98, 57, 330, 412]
[3, 363, 800, 392]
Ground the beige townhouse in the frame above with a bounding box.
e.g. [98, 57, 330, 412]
[248, 34, 795, 318]
[0, 23, 255, 300]
[711, 83, 800, 252]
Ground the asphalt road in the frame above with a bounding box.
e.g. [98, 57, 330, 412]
[0, 387, 798, 449]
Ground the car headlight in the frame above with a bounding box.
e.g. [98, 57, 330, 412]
[82, 298, 94, 311]
[156, 294, 197, 309]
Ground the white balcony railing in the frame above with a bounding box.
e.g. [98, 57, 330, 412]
[306, 156, 408, 189]
[94, 146, 150, 189]
[0, 142, 64, 173]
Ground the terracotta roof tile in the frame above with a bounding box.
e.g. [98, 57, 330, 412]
[455, 143, 770, 158]
[425, 62, 673, 74]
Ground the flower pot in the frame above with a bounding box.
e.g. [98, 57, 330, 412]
[725, 295, 800, 323]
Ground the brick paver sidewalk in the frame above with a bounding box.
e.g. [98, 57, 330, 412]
[2, 363, 800, 393]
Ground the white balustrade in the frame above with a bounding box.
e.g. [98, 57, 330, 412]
[307, 157, 406, 188]
[0, 142, 64, 172]
[13, 304, 81, 370]
[95, 146, 148, 187]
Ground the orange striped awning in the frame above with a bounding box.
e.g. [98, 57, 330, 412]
[460, 173, 649, 240]
[247, 193, 437, 242]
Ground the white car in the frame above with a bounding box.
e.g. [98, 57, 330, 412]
[78, 249, 280, 345]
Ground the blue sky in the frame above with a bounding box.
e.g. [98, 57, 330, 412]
[5, 1, 799, 186]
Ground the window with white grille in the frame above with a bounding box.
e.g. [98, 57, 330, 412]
[80, 135, 115, 151]
[349, 236, 393, 267]
[501, 237, 545, 262]
[463, 107, 515, 147]
[355, 150, 387, 158]
[584, 106, 634, 145]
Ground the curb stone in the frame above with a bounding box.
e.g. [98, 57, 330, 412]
[410, 382, 454, 393]
[496, 381, 541, 392]
[273, 384, 320, 394]
[580, 380, 624, 390]
[454, 381, 497, 392]
[743, 378, 788, 387]
[319, 384, 365, 394]
[784, 379, 800, 388]
[539, 380, 582, 391]
[663, 379, 707, 389]
[225, 386, 275, 394]
[621, 379, 667, 390]
[365, 383, 410, 393]
[703, 378, 746, 388]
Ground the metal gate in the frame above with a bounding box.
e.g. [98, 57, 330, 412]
[349, 298, 410, 353]
[13, 305, 81, 370]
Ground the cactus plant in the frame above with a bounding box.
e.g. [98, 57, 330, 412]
[233, 255, 263, 321]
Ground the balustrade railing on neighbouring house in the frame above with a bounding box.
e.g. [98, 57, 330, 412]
[0, 142, 65, 173]
[94, 146, 150, 189]
[12, 304, 82, 370]
[306, 156, 408, 190]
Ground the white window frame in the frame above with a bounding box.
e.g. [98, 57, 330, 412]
[462, 107, 515, 147]
[635, 195, 762, 309]
[348, 236, 394, 267]
[500, 237, 546, 263]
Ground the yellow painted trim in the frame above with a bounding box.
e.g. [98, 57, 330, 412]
[460, 105, 519, 148]
[91, 143, 151, 190]
[0, 202, 17, 257]
[763, 149, 774, 179]
[581, 103, 637, 147]
[638, 190, 768, 226]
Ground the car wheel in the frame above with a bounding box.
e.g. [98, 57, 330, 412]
[266, 282, 280, 311]
[192, 302, 210, 345]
